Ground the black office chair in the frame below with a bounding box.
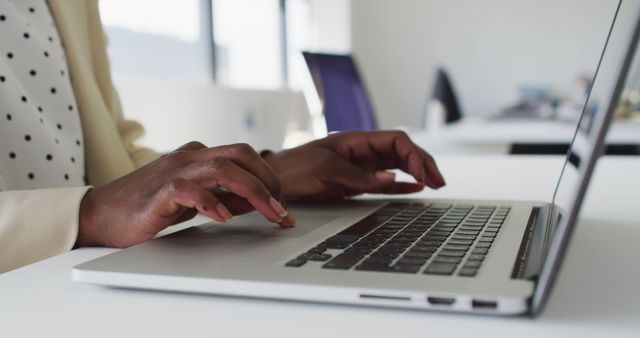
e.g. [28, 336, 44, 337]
[302, 51, 377, 132]
[431, 67, 463, 123]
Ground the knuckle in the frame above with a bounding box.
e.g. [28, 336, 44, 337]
[163, 150, 188, 167]
[392, 129, 409, 139]
[184, 141, 206, 149]
[165, 178, 185, 194]
[206, 156, 230, 171]
[230, 143, 257, 157]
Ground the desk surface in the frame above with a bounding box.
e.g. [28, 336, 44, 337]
[412, 119, 640, 155]
[1, 155, 639, 338]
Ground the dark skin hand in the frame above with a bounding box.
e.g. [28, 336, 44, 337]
[76, 130, 445, 248]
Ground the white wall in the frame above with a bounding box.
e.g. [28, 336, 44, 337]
[309, 0, 351, 53]
[352, 0, 620, 128]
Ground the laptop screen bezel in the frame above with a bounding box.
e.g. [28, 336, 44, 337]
[530, 0, 640, 315]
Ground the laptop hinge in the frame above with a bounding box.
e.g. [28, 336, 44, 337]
[511, 204, 559, 280]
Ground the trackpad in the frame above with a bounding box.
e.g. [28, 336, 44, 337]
[197, 211, 337, 238]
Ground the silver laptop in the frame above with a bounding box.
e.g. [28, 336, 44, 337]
[73, 0, 640, 316]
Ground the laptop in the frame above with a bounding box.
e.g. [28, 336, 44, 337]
[73, 0, 640, 316]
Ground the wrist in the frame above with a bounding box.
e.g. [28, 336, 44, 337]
[76, 188, 103, 247]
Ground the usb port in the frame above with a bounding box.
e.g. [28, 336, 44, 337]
[427, 296, 456, 306]
[471, 299, 497, 309]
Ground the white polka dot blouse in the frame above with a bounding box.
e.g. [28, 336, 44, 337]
[0, 0, 85, 191]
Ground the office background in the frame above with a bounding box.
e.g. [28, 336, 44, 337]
[96, 0, 632, 151]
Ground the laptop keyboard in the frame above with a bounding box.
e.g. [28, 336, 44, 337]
[285, 202, 510, 277]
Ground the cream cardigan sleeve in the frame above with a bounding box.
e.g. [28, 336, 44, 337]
[0, 0, 161, 273]
[0, 187, 90, 272]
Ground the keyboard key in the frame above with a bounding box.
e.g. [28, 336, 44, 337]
[410, 246, 438, 253]
[323, 241, 350, 249]
[458, 268, 478, 277]
[370, 250, 401, 259]
[285, 258, 307, 267]
[344, 246, 374, 254]
[355, 263, 394, 272]
[475, 242, 492, 248]
[404, 251, 433, 259]
[459, 225, 483, 231]
[428, 230, 452, 237]
[297, 252, 313, 259]
[467, 254, 485, 261]
[416, 240, 441, 247]
[478, 237, 494, 243]
[463, 260, 482, 268]
[448, 239, 474, 246]
[308, 254, 332, 262]
[443, 244, 470, 251]
[333, 213, 393, 240]
[424, 263, 458, 275]
[472, 248, 489, 255]
[438, 250, 466, 257]
[456, 230, 480, 236]
[396, 257, 428, 266]
[433, 256, 462, 264]
[323, 253, 365, 270]
[452, 234, 476, 240]
[377, 244, 407, 252]
[423, 235, 448, 242]
[308, 246, 327, 254]
[361, 257, 394, 266]
[392, 264, 422, 273]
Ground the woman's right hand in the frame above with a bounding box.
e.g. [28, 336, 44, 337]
[75, 142, 293, 248]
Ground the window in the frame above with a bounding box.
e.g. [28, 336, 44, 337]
[99, 0, 213, 82]
[213, 0, 283, 89]
[99, 0, 351, 89]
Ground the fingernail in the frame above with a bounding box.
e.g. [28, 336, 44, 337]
[269, 197, 288, 218]
[375, 171, 396, 182]
[217, 203, 233, 221]
[284, 212, 296, 226]
[278, 213, 296, 228]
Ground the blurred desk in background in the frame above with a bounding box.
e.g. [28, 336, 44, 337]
[412, 118, 640, 156]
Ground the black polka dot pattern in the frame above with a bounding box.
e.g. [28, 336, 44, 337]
[0, 0, 85, 190]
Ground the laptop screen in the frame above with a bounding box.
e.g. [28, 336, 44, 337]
[533, 0, 640, 314]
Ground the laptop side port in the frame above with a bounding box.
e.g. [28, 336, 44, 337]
[471, 299, 498, 310]
[359, 294, 411, 302]
[427, 296, 456, 306]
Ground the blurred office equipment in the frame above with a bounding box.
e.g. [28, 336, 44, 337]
[302, 52, 377, 132]
[424, 68, 463, 130]
[432, 68, 464, 123]
[114, 79, 304, 152]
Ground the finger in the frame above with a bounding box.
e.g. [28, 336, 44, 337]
[185, 157, 290, 225]
[353, 131, 446, 188]
[194, 143, 282, 200]
[151, 178, 233, 229]
[377, 181, 425, 194]
[326, 159, 398, 194]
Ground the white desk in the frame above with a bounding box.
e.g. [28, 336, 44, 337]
[413, 119, 640, 155]
[1, 155, 639, 338]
